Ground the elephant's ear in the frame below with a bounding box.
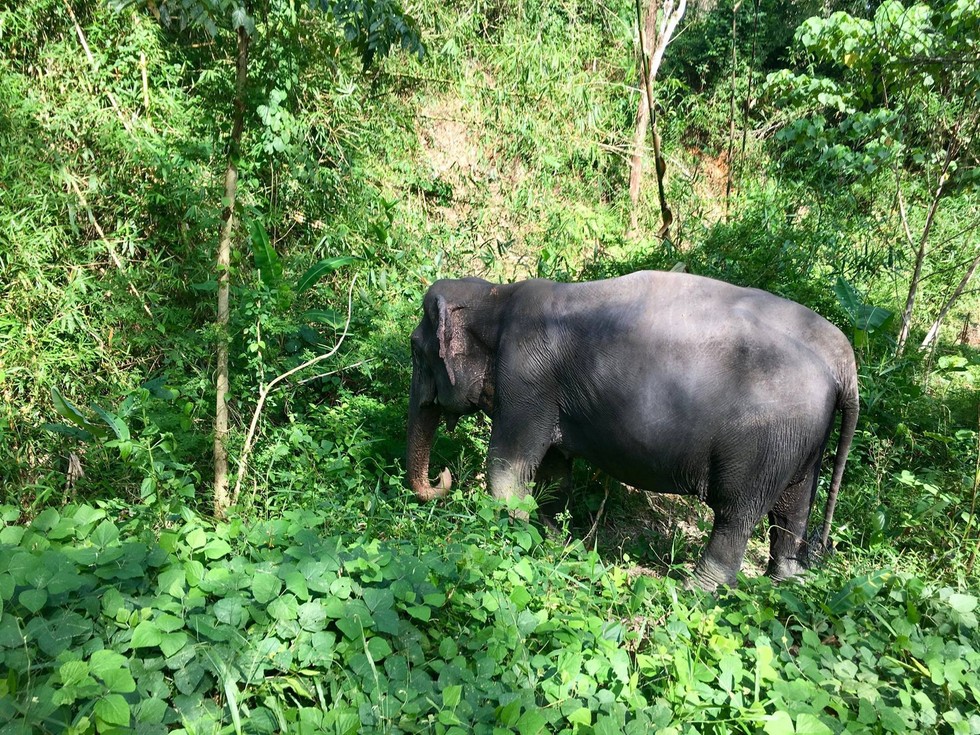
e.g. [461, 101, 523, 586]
[435, 295, 458, 386]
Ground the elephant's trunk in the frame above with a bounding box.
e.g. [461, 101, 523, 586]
[407, 366, 453, 501]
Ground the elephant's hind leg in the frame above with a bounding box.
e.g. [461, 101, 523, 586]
[765, 464, 820, 582]
[534, 448, 572, 511]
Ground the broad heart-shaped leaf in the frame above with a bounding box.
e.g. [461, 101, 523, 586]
[948, 593, 978, 614]
[18, 588, 48, 613]
[250, 220, 282, 289]
[31, 508, 60, 532]
[763, 711, 795, 735]
[100, 666, 137, 694]
[366, 636, 391, 661]
[442, 684, 462, 709]
[0, 529, 24, 551]
[268, 593, 299, 622]
[131, 620, 163, 649]
[90, 650, 128, 680]
[517, 710, 548, 735]
[214, 597, 249, 627]
[135, 697, 168, 725]
[59, 660, 91, 687]
[252, 570, 283, 604]
[90, 520, 120, 548]
[94, 693, 131, 728]
[794, 713, 834, 735]
[203, 538, 232, 560]
[322, 708, 359, 735]
[160, 631, 190, 658]
[296, 256, 357, 291]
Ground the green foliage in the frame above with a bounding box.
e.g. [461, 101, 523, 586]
[833, 278, 894, 350]
[2, 503, 980, 734]
[765, 0, 980, 186]
[312, 0, 425, 69]
[2, 0, 980, 731]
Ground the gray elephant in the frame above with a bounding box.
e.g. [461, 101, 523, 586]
[406, 271, 859, 589]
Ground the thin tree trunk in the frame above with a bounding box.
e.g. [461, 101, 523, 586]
[920, 250, 980, 350]
[213, 25, 250, 519]
[896, 142, 956, 355]
[737, 0, 758, 172]
[628, 0, 686, 238]
[629, 1, 659, 233]
[724, 1, 741, 215]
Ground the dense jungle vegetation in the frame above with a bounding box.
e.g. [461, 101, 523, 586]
[1, 0, 979, 731]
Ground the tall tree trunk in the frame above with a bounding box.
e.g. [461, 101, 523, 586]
[213, 25, 250, 519]
[628, 0, 686, 238]
[628, 1, 659, 233]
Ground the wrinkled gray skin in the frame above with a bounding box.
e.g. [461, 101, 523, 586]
[407, 271, 859, 590]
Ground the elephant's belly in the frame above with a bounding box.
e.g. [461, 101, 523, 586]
[557, 418, 709, 498]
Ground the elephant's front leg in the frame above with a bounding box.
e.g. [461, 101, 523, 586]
[692, 503, 760, 590]
[486, 414, 555, 515]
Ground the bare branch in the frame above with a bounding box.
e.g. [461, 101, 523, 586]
[628, 0, 686, 238]
[230, 275, 358, 507]
[896, 136, 959, 354]
[895, 186, 916, 250]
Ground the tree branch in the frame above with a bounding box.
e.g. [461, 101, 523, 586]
[230, 275, 358, 508]
[628, 0, 686, 238]
[896, 136, 958, 354]
[919, 249, 980, 350]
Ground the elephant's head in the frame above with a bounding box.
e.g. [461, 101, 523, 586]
[407, 278, 499, 501]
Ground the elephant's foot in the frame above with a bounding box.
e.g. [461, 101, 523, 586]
[766, 557, 807, 584]
[688, 559, 738, 591]
[805, 529, 836, 563]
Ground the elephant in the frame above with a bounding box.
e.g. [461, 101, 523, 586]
[406, 271, 859, 589]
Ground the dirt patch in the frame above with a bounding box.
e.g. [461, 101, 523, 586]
[681, 147, 732, 228]
[417, 97, 482, 187]
[579, 483, 770, 581]
[414, 95, 542, 279]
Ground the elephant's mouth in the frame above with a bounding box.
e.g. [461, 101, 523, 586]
[444, 413, 461, 432]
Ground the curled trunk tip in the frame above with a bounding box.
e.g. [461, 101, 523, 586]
[414, 467, 453, 502]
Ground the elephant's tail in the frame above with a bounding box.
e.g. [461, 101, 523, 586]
[818, 373, 860, 552]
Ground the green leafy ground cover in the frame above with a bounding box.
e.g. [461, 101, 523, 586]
[2, 500, 979, 734]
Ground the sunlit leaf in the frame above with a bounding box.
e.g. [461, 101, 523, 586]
[250, 220, 282, 289]
[296, 257, 357, 291]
